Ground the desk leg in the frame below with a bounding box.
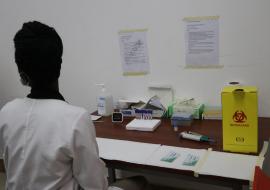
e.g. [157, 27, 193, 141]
[108, 168, 116, 184]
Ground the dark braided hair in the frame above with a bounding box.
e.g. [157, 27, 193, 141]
[14, 21, 63, 86]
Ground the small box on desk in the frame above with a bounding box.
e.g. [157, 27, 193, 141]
[126, 118, 161, 132]
[222, 86, 258, 153]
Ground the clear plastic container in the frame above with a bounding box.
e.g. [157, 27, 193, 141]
[97, 84, 113, 116]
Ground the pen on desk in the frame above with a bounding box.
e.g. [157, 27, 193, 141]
[179, 131, 215, 143]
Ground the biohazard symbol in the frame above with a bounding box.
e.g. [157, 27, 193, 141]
[232, 110, 247, 123]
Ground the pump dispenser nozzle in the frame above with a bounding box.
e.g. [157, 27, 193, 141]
[96, 83, 105, 91]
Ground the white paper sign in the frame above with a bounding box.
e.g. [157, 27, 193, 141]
[119, 29, 149, 75]
[184, 16, 220, 68]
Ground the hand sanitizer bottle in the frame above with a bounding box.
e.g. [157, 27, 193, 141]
[96, 84, 113, 116]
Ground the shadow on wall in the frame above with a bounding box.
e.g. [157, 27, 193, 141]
[0, 173, 5, 190]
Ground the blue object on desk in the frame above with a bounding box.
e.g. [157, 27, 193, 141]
[171, 112, 193, 131]
[120, 109, 135, 117]
[135, 109, 153, 120]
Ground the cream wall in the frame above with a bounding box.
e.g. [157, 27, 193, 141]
[1, 0, 270, 116]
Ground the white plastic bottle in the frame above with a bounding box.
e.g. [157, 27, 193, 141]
[96, 84, 113, 116]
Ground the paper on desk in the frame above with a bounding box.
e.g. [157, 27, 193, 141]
[145, 145, 206, 171]
[96, 138, 161, 164]
[118, 99, 144, 104]
[198, 151, 258, 180]
[91, 115, 102, 121]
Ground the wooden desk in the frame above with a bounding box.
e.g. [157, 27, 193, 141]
[94, 117, 270, 190]
[0, 117, 269, 189]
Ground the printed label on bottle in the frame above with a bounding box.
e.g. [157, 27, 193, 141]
[97, 98, 105, 114]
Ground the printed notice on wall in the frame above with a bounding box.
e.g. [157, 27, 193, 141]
[119, 29, 149, 75]
[184, 16, 220, 68]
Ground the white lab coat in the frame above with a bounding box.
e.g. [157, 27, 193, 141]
[0, 98, 108, 190]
